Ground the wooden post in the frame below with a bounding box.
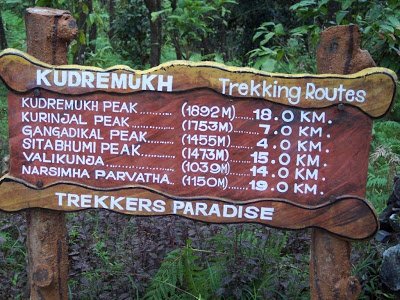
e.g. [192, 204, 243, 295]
[25, 7, 77, 299]
[310, 25, 376, 300]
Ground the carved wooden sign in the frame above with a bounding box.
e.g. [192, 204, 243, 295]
[0, 49, 397, 240]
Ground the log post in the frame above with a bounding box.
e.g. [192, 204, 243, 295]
[310, 25, 376, 300]
[25, 7, 77, 299]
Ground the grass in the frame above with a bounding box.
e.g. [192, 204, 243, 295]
[0, 83, 8, 160]
[0, 214, 28, 299]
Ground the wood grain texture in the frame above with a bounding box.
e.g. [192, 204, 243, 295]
[1, 37, 382, 241]
[310, 24, 372, 300]
[7, 89, 372, 207]
[23, 7, 77, 300]
[0, 179, 378, 240]
[0, 25, 386, 242]
[0, 48, 396, 118]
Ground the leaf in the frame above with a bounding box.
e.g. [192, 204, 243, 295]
[318, 0, 330, 7]
[151, 9, 171, 22]
[78, 30, 86, 45]
[290, 0, 316, 10]
[82, 3, 89, 15]
[254, 57, 276, 71]
[341, 0, 354, 10]
[335, 10, 348, 25]
[276, 48, 285, 61]
[88, 13, 95, 26]
[380, 24, 395, 33]
[34, 0, 51, 5]
[259, 21, 275, 27]
[274, 23, 285, 36]
[388, 16, 400, 28]
[290, 25, 310, 36]
[222, 0, 238, 4]
[260, 32, 275, 46]
[363, 26, 372, 34]
[252, 31, 265, 41]
[5, 0, 22, 4]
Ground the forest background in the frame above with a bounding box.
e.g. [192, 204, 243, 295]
[0, 0, 399, 299]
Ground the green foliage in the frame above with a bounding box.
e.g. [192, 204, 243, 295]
[287, 0, 400, 73]
[213, 229, 309, 299]
[70, 0, 109, 64]
[85, 36, 131, 68]
[249, 0, 400, 76]
[367, 120, 400, 212]
[0, 0, 29, 13]
[248, 21, 317, 73]
[144, 241, 217, 299]
[1, 10, 26, 50]
[155, 0, 237, 60]
[144, 228, 309, 300]
[0, 218, 27, 299]
[111, 0, 151, 67]
[353, 242, 396, 299]
[0, 83, 8, 160]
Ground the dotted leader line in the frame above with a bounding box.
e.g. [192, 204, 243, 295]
[147, 140, 175, 145]
[235, 116, 254, 120]
[230, 160, 251, 164]
[106, 164, 175, 172]
[233, 130, 259, 135]
[131, 125, 175, 130]
[229, 172, 250, 177]
[230, 145, 253, 150]
[139, 111, 173, 116]
[228, 186, 248, 191]
[140, 154, 176, 159]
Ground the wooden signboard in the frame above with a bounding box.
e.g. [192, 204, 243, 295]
[0, 49, 396, 240]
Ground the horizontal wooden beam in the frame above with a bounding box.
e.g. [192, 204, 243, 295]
[0, 48, 396, 117]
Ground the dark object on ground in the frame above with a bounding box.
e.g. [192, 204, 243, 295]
[378, 175, 400, 242]
[375, 230, 391, 243]
[1, 154, 8, 175]
[380, 244, 400, 292]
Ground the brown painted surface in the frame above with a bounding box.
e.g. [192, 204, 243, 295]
[24, 7, 77, 300]
[317, 25, 376, 75]
[0, 180, 378, 240]
[1, 24, 384, 241]
[2, 75, 380, 240]
[25, 7, 77, 65]
[0, 49, 396, 117]
[7, 89, 373, 203]
[310, 25, 375, 300]
[1, 81, 379, 240]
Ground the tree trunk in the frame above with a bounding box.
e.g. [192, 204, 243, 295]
[73, 2, 88, 64]
[169, 0, 183, 60]
[144, 0, 162, 66]
[88, 0, 97, 54]
[108, 0, 116, 40]
[310, 25, 375, 300]
[0, 13, 7, 50]
[172, 35, 183, 60]
[25, 8, 77, 299]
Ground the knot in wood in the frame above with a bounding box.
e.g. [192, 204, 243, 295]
[334, 276, 361, 299]
[36, 180, 44, 188]
[32, 264, 54, 287]
[55, 13, 78, 42]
